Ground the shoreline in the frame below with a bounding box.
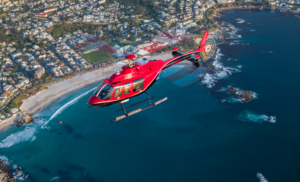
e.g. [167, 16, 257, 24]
[0, 5, 275, 131]
[0, 115, 16, 132]
[20, 63, 124, 116]
[209, 2, 300, 20]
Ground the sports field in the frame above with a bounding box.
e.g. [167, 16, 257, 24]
[82, 52, 115, 63]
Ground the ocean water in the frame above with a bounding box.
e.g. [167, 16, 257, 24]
[1, 10, 300, 181]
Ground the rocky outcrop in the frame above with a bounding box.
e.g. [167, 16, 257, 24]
[13, 112, 34, 127]
[0, 158, 28, 182]
[227, 87, 253, 102]
[0, 159, 16, 182]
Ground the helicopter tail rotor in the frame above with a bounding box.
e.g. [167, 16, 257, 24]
[198, 31, 217, 61]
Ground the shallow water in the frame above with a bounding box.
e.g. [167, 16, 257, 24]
[1, 10, 300, 182]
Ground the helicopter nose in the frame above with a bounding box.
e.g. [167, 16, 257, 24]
[88, 95, 102, 105]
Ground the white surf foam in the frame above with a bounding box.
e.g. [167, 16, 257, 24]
[214, 49, 223, 60]
[49, 176, 60, 181]
[43, 87, 95, 126]
[0, 88, 95, 148]
[238, 110, 276, 123]
[0, 119, 45, 148]
[225, 97, 244, 103]
[252, 92, 258, 99]
[200, 57, 239, 88]
[0, 155, 9, 163]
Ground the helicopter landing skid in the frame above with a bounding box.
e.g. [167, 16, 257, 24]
[111, 93, 167, 122]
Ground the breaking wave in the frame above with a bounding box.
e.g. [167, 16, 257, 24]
[43, 87, 95, 126]
[0, 87, 95, 148]
[0, 119, 45, 148]
[238, 110, 276, 123]
[200, 51, 239, 88]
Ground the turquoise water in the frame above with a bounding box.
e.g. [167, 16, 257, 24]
[1, 10, 300, 181]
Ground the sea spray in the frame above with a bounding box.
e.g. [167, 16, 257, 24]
[0, 155, 9, 163]
[49, 176, 60, 181]
[238, 110, 276, 123]
[200, 50, 240, 88]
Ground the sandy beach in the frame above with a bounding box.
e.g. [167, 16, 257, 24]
[0, 115, 16, 131]
[20, 63, 125, 115]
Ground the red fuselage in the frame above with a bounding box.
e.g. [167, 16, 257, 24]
[88, 30, 210, 107]
[88, 49, 200, 107]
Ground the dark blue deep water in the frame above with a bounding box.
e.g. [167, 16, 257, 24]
[1, 10, 300, 182]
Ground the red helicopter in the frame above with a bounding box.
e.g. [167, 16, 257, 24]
[88, 30, 216, 122]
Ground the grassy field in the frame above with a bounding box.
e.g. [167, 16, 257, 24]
[82, 52, 115, 63]
[120, 40, 141, 46]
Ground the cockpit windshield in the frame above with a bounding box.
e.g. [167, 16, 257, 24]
[94, 80, 106, 95]
[97, 83, 114, 100]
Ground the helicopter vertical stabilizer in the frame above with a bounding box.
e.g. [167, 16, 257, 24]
[199, 30, 209, 50]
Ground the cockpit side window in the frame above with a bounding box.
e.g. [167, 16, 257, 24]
[133, 78, 144, 92]
[97, 84, 114, 100]
[124, 82, 131, 95]
[113, 85, 122, 99]
[94, 80, 106, 95]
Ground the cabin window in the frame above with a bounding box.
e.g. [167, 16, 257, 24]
[113, 85, 122, 99]
[133, 78, 144, 92]
[97, 84, 114, 100]
[124, 82, 131, 95]
[94, 80, 105, 95]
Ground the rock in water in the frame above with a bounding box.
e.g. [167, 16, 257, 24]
[227, 87, 254, 102]
[14, 111, 34, 127]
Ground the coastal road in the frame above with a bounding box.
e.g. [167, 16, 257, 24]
[0, 91, 23, 113]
